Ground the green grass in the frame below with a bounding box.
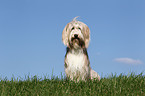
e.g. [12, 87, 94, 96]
[0, 73, 144, 96]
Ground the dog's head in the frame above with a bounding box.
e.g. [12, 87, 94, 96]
[62, 17, 90, 49]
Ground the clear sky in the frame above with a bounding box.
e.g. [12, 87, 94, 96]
[0, 0, 145, 80]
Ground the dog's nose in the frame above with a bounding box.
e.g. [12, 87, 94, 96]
[74, 34, 78, 38]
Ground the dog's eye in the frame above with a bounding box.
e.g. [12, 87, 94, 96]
[71, 27, 74, 30]
[78, 27, 81, 30]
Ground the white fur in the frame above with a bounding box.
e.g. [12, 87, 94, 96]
[66, 50, 85, 70]
[65, 49, 89, 80]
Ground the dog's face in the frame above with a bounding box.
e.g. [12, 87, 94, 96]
[62, 19, 90, 49]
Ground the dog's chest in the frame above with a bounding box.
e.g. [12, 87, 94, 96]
[66, 52, 85, 71]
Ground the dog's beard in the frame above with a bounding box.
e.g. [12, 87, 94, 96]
[69, 37, 85, 49]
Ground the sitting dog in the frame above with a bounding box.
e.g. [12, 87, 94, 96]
[62, 17, 100, 81]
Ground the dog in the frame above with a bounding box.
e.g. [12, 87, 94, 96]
[62, 17, 100, 81]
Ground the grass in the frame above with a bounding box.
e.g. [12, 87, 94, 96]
[0, 73, 144, 96]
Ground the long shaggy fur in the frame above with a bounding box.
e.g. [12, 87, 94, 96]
[62, 17, 100, 81]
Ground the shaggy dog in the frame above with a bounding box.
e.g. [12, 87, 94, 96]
[62, 17, 100, 81]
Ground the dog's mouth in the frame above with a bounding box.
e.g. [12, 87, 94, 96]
[71, 37, 80, 42]
[70, 36, 85, 48]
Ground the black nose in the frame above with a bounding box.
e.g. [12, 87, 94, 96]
[74, 34, 78, 38]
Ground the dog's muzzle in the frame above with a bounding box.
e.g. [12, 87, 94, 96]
[71, 34, 80, 43]
[70, 34, 85, 48]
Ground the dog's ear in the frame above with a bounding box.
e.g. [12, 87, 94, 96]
[83, 24, 90, 48]
[62, 23, 70, 46]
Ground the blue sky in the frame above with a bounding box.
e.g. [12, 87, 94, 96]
[0, 0, 145, 80]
